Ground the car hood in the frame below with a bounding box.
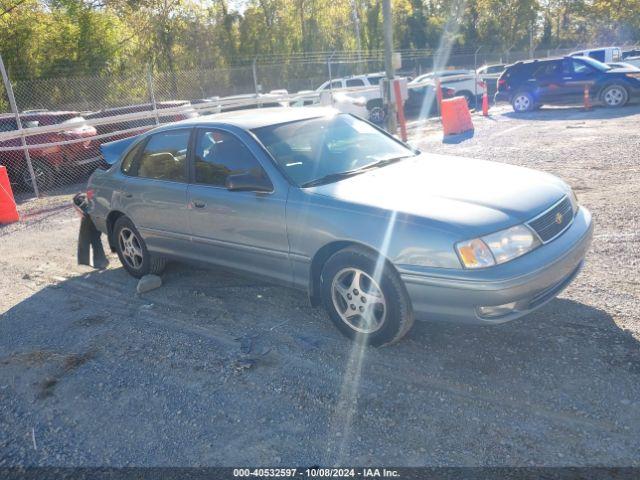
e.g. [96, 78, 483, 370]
[607, 67, 640, 73]
[307, 153, 569, 236]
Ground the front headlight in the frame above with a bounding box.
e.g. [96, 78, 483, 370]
[569, 189, 579, 214]
[456, 224, 541, 269]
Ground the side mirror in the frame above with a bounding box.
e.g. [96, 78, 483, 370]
[225, 172, 273, 193]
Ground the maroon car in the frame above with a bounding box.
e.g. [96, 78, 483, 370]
[0, 111, 98, 190]
[84, 101, 198, 139]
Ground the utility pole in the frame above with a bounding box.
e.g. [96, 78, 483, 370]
[352, 0, 362, 63]
[382, 0, 396, 132]
[529, 20, 535, 59]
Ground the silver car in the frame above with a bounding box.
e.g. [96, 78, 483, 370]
[87, 108, 593, 346]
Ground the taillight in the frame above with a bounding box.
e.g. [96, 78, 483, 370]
[86, 189, 95, 201]
[498, 78, 507, 88]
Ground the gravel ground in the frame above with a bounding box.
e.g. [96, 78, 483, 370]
[0, 104, 639, 467]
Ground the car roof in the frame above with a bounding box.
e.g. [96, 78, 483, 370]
[165, 106, 337, 130]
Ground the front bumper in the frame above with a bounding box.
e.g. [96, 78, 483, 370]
[399, 207, 593, 324]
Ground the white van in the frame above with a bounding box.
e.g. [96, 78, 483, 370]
[569, 47, 622, 64]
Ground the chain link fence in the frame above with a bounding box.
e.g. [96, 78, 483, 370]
[1, 45, 638, 214]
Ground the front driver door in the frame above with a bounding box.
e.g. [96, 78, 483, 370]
[186, 127, 291, 285]
[562, 58, 599, 103]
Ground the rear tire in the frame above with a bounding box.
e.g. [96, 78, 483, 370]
[320, 247, 414, 346]
[113, 216, 166, 278]
[512, 91, 535, 113]
[600, 84, 629, 108]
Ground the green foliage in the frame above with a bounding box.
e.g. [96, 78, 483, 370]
[0, 0, 638, 83]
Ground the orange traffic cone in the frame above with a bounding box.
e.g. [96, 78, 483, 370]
[0, 166, 19, 225]
[482, 82, 489, 117]
[584, 85, 592, 111]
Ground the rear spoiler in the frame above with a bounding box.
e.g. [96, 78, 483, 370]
[100, 136, 139, 165]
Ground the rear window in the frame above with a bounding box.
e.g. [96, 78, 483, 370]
[487, 65, 505, 74]
[532, 62, 560, 78]
[505, 62, 539, 79]
[346, 78, 365, 88]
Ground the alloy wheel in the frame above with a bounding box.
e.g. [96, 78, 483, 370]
[118, 227, 144, 270]
[21, 163, 46, 189]
[603, 86, 626, 107]
[331, 267, 387, 334]
[369, 107, 385, 124]
[513, 94, 531, 112]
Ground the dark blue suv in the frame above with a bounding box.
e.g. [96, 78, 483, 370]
[495, 56, 640, 112]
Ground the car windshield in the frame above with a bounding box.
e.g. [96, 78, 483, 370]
[252, 113, 416, 187]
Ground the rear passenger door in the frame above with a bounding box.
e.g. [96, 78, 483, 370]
[117, 128, 192, 254]
[531, 61, 564, 103]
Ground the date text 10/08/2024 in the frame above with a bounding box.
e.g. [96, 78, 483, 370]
[233, 468, 400, 478]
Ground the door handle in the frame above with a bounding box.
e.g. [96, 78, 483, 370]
[192, 200, 206, 209]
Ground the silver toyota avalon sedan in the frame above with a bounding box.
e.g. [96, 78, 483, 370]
[86, 107, 593, 346]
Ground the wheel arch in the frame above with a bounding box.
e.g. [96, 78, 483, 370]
[106, 210, 126, 252]
[598, 81, 630, 101]
[366, 98, 383, 111]
[511, 89, 536, 111]
[307, 240, 398, 306]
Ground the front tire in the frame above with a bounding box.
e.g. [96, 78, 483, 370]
[460, 91, 475, 108]
[320, 247, 414, 346]
[113, 216, 166, 278]
[512, 92, 535, 113]
[368, 106, 386, 124]
[600, 84, 629, 108]
[21, 159, 55, 191]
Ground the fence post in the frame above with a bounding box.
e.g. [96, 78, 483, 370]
[505, 46, 513, 64]
[0, 53, 39, 197]
[252, 57, 260, 97]
[327, 51, 336, 93]
[146, 65, 160, 126]
[474, 46, 482, 103]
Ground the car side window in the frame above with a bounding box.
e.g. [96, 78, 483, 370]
[121, 142, 144, 175]
[194, 129, 266, 187]
[533, 62, 560, 78]
[572, 60, 595, 75]
[0, 119, 17, 131]
[346, 78, 365, 87]
[131, 129, 190, 182]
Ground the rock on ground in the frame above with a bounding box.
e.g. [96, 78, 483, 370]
[136, 274, 162, 294]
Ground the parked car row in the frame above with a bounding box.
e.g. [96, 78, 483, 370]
[3, 49, 638, 191]
[495, 55, 640, 112]
[0, 102, 198, 190]
[0, 111, 99, 190]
